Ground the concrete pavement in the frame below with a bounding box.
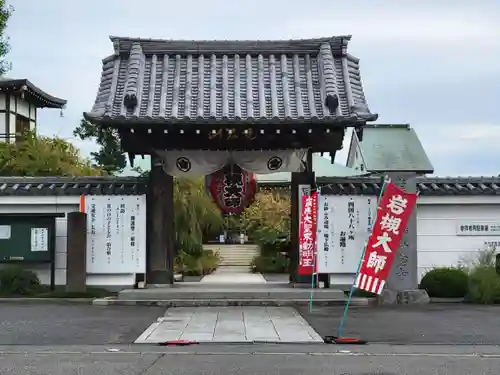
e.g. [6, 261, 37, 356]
[135, 306, 323, 344]
[0, 345, 499, 374]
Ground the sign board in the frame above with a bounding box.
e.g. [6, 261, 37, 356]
[81, 195, 146, 274]
[298, 184, 311, 217]
[298, 192, 318, 275]
[30, 228, 48, 252]
[485, 240, 500, 249]
[354, 183, 418, 295]
[0, 225, 10, 239]
[456, 222, 500, 236]
[316, 195, 375, 274]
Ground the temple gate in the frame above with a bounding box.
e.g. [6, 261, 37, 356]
[84, 35, 377, 285]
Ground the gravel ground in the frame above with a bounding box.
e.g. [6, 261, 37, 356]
[0, 304, 164, 345]
[298, 303, 500, 345]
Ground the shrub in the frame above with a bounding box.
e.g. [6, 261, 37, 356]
[251, 253, 289, 273]
[200, 250, 220, 275]
[458, 246, 497, 273]
[260, 241, 290, 256]
[175, 250, 221, 276]
[419, 267, 469, 298]
[467, 266, 500, 304]
[0, 265, 41, 296]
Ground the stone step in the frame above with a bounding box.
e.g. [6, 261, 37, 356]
[117, 286, 348, 301]
[95, 297, 370, 307]
[219, 259, 257, 266]
[212, 265, 252, 272]
[215, 245, 260, 266]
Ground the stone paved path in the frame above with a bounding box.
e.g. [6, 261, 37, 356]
[200, 268, 267, 284]
[134, 307, 323, 344]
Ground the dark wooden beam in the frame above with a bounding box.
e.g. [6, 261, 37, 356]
[146, 156, 174, 285]
[120, 128, 345, 153]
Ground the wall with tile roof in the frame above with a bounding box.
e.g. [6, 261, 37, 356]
[0, 182, 500, 286]
[0, 176, 498, 197]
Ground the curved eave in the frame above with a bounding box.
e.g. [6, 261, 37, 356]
[83, 112, 378, 127]
[0, 79, 67, 108]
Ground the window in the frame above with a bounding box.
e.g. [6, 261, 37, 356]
[15, 115, 30, 142]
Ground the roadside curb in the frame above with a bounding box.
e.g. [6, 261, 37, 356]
[430, 298, 465, 303]
[0, 296, 465, 306]
[92, 297, 372, 307]
[0, 297, 95, 304]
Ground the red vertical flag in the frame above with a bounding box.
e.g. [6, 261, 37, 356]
[298, 192, 318, 275]
[354, 183, 417, 295]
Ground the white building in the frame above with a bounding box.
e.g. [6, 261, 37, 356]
[0, 78, 66, 142]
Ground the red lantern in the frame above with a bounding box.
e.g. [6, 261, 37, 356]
[205, 164, 256, 214]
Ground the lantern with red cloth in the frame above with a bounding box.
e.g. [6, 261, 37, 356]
[205, 164, 256, 214]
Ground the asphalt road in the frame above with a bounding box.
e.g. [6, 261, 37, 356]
[0, 303, 500, 373]
[1, 303, 500, 346]
[298, 304, 500, 345]
[0, 345, 499, 374]
[0, 304, 164, 345]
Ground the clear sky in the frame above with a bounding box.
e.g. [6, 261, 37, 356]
[6, 0, 500, 176]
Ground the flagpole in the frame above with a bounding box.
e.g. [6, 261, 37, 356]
[337, 176, 390, 338]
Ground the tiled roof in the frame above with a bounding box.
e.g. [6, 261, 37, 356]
[347, 124, 434, 173]
[0, 78, 67, 108]
[0, 176, 498, 197]
[317, 177, 500, 196]
[0, 177, 147, 196]
[84, 36, 377, 125]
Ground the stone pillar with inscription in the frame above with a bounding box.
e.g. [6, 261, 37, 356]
[380, 173, 429, 304]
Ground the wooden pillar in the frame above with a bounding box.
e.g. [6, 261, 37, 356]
[146, 156, 175, 285]
[66, 211, 87, 292]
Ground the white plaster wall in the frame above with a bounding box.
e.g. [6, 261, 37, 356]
[416, 200, 500, 281]
[15, 97, 30, 118]
[0, 196, 137, 288]
[350, 145, 365, 172]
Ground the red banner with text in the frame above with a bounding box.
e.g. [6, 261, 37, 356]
[298, 192, 318, 276]
[354, 183, 417, 295]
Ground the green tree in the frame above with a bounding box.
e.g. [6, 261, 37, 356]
[173, 177, 225, 254]
[0, 132, 103, 176]
[0, 1, 13, 76]
[242, 189, 290, 244]
[73, 119, 126, 175]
